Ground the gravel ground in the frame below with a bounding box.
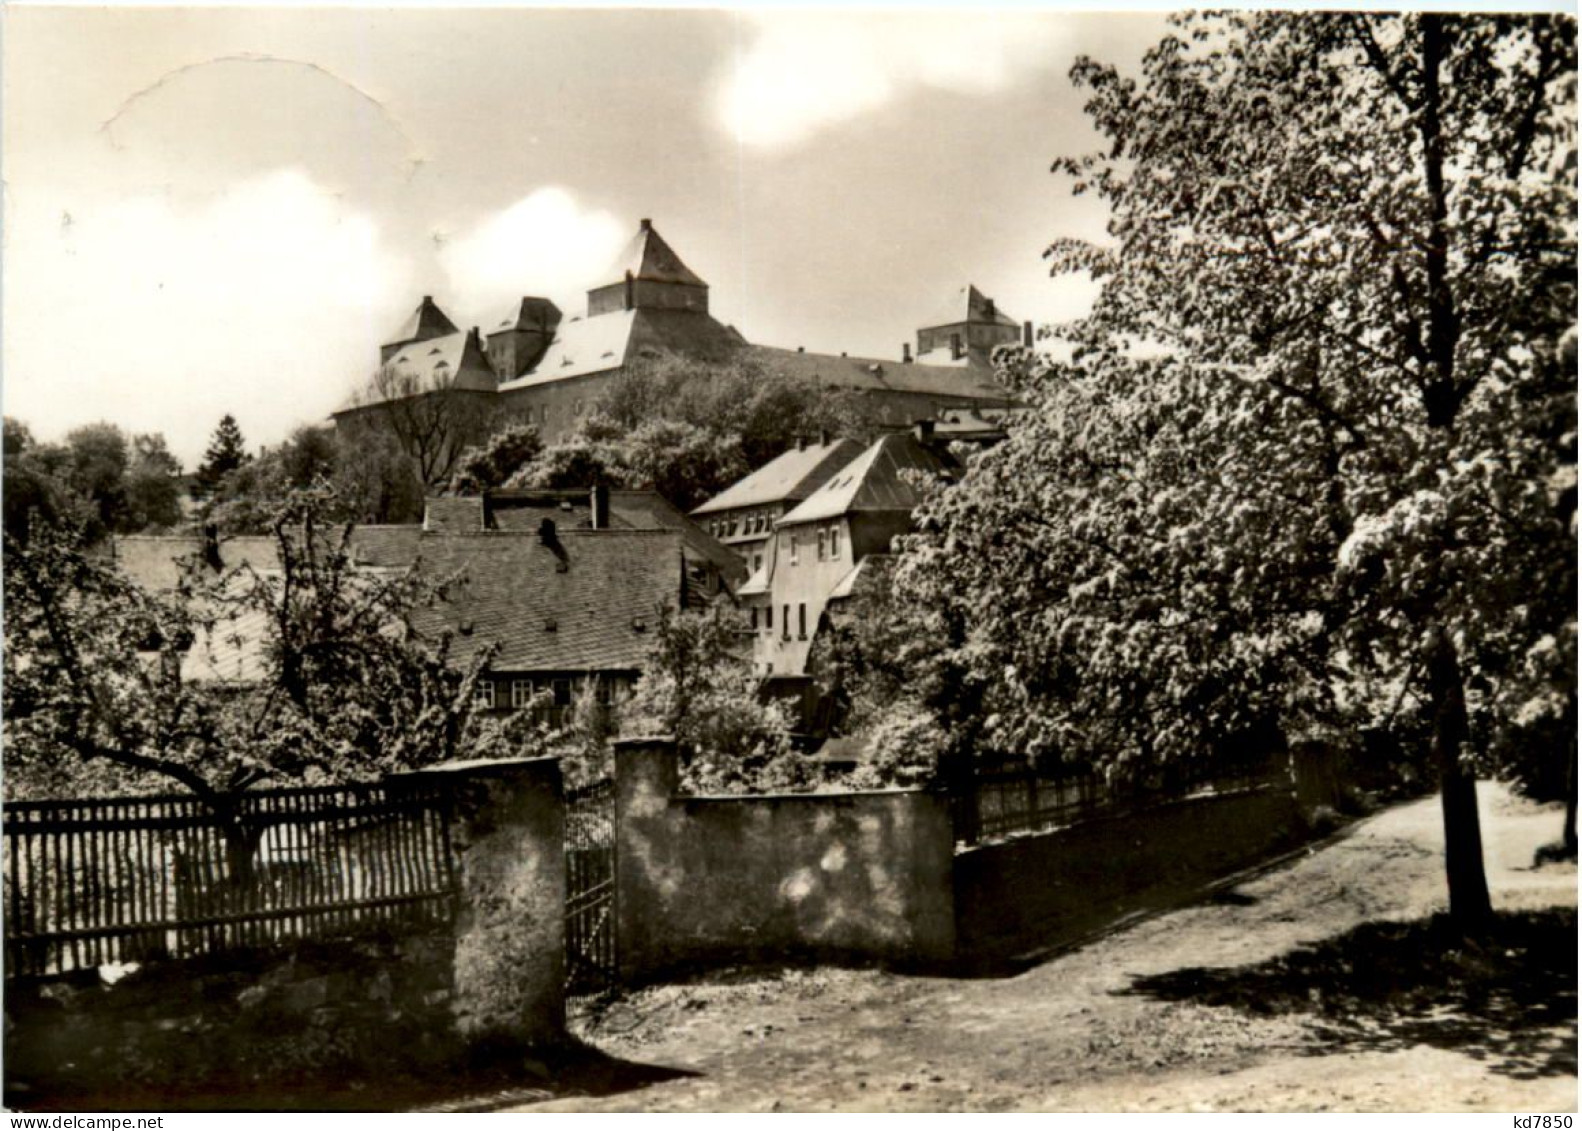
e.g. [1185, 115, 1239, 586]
[509, 782, 1577, 1113]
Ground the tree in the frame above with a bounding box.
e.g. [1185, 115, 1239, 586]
[594, 351, 866, 469]
[353, 366, 498, 490]
[622, 602, 808, 793]
[898, 12, 1575, 927]
[124, 433, 185, 531]
[196, 414, 252, 497]
[3, 418, 88, 544]
[447, 422, 544, 495]
[3, 489, 544, 810]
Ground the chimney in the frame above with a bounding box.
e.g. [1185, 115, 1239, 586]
[623, 270, 634, 312]
[590, 483, 610, 530]
[1023, 320, 1034, 348]
[538, 517, 557, 544]
[797, 346, 805, 353]
[950, 332, 963, 361]
[913, 420, 936, 445]
[640, 218, 652, 232]
[902, 342, 912, 364]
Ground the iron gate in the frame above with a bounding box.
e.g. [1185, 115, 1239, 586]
[564, 778, 617, 995]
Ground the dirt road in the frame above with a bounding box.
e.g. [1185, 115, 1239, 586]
[513, 783, 1577, 1113]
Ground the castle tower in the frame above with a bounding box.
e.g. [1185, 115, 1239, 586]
[380, 295, 460, 365]
[586, 218, 709, 318]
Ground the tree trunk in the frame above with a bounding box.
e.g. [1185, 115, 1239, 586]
[1564, 693, 1578, 856]
[1426, 626, 1493, 928]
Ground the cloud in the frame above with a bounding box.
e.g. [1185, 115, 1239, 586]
[717, 11, 1068, 149]
[3, 169, 411, 465]
[437, 187, 628, 320]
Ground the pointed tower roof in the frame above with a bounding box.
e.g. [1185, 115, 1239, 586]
[598, 219, 707, 288]
[918, 284, 1019, 332]
[384, 295, 459, 351]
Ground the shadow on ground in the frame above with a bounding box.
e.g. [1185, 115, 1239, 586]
[6, 1040, 697, 1113]
[1123, 907, 1577, 1081]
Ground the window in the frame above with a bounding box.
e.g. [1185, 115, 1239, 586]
[788, 533, 799, 565]
[766, 604, 773, 630]
[552, 678, 573, 706]
[750, 607, 759, 630]
[474, 679, 496, 710]
[753, 553, 763, 574]
[782, 604, 791, 639]
[829, 523, 842, 559]
[511, 679, 535, 708]
[798, 603, 807, 639]
[817, 528, 827, 561]
[594, 677, 612, 706]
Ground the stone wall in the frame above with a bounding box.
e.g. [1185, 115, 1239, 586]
[5, 757, 567, 1105]
[953, 786, 1307, 965]
[614, 739, 956, 981]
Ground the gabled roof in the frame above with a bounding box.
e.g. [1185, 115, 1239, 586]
[778, 432, 960, 527]
[597, 220, 706, 289]
[747, 345, 1011, 402]
[692, 438, 865, 516]
[407, 530, 686, 672]
[384, 329, 498, 393]
[917, 284, 1020, 332]
[384, 295, 459, 350]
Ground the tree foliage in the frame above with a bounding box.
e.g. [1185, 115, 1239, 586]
[3, 419, 186, 542]
[622, 601, 808, 793]
[196, 414, 251, 497]
[897, 12, 1576, 918]
[3, 490, 545, 805]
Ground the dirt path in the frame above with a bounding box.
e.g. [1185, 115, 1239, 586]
[512, 783, 1577, 1113]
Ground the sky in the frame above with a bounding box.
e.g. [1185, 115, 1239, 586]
[1, 7, 1170, 467]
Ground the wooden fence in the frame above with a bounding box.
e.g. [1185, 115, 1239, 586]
[4, 781, 457, 978]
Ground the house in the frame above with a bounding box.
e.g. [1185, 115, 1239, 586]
[738, 426, 961, 685]
[334, 218, 1024, 448]
[689, 436, 865, 575]
[108, 487, 733, 721]
[415, 484, 744, 596]
[402, 522, 703, 727]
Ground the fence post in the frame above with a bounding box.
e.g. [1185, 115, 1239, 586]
[612, 736, 680, 983]
[401, 756, 566, 1052]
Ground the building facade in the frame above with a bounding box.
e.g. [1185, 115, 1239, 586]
[335, 219, 1026, 450]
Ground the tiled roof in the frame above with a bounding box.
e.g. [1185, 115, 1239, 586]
[424, 497, 486, 533]
[692, 439, 865, 516]
[384, 329, 498, 393]
[778, 433, 960, 527]
[383, 295, 459, 350]
[109, 535, 280, 592]
[346, 526, 425, 568]
[408, 530, 685, 673]
[597, 221, 707, 288]
[481, 488, 746, 588]
[746, 345, 1011, 402]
